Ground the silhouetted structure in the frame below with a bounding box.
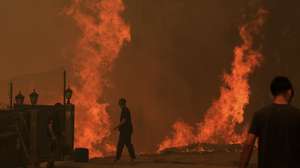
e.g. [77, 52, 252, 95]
[0, 71, 75, 167]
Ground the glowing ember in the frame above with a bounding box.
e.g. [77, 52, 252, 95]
[159, 9, 268, 152]
[65, 0, 130, 158]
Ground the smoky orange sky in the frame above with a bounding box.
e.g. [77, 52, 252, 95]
[1, 0, 300, 152]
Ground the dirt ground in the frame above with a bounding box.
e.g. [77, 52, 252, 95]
[46, 151, 258, 168]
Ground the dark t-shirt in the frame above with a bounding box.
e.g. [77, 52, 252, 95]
[249, 104, 300, 168]
[119, 107, 133, 133]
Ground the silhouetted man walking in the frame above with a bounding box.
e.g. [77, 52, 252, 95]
[240, 76, 300, 168]
[114, 98, 136, 162]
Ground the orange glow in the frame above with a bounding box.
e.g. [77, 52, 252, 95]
[159, 9, 268, 151]
[65, 0, 130, 158]
[159, 121, 196, 151]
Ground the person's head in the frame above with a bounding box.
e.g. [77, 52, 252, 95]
[270, 76, 294, 103]
[119, 98, 127, 109]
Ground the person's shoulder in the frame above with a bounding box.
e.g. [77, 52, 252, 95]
[289, 104, 300, 109]
[255, 104, 273, 114]
[123, 107, 131, 114]
[286, 105, 300, 121]
[257, 104, 300, 115]
[288, 105, 300, 113]
[252, 104, 274, 119]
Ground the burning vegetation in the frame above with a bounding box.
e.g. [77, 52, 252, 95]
[159, 9, 268, 152]
[65, 0, 268, 157]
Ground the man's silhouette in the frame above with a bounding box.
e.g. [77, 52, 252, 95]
[46, 111, 61, 168]
[239, 76, 300, 168]
[47, 116, 58, 168]
[114, 98, 136, 162]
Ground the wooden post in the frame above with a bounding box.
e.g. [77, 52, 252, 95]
[63, 70, 66, 105]
[65, 105, 71, 152]
[30, 109, 38, 167]
[9, 81, 13, 109]
[65, 104, 75, 154]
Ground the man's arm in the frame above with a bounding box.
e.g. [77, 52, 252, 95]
[114, 118, 126, 130]
[239, 133, 257, 168]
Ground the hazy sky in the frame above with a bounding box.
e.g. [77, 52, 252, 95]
[0, 0, 75, 80]
[1, 0, 300, 152]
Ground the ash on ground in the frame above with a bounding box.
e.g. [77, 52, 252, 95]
[160, 143, 243, 154]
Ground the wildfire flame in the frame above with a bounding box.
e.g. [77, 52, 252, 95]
[159, 121, 196, 150]
[65, 0, 130, 157]
[159, 9, 268, 151]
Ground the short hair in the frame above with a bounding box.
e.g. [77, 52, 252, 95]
[270, 76, 294, 97]
[119, 98, 127, 104]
